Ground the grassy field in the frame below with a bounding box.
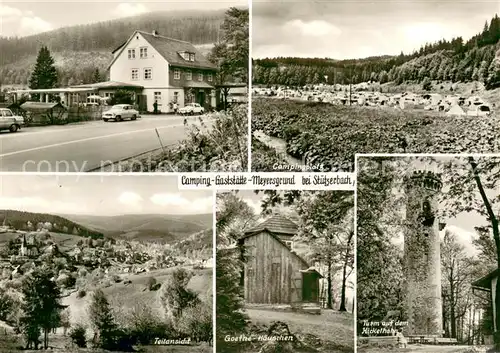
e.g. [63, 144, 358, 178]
[64, 267, 212, 326]
[251, 98, 500, 171]
[247, 308, 354, 352]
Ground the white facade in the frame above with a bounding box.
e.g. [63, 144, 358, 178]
[110, 32, 171, 112]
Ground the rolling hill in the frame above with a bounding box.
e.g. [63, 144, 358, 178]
[0, 209, 104, 238]
[60, 213, 213, 243]
[0, 9, 224, 86]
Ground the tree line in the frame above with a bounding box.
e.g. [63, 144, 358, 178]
[1, 209, 103, 239]
[253, 14, 500, 90]
[0, 10, 224, 66]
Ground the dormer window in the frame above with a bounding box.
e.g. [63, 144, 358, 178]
[179, 51, 195, 62]
[140, 47, 148, 59]
[284, 241, 293, 250]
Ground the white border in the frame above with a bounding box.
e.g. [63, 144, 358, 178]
[353, 155, 358, 353]
[212, 188, 217, 352]
[247, 0, 253, 173]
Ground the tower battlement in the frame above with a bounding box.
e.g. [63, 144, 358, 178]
[406, 170, 442, 192]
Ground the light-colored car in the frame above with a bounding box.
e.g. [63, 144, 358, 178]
[179, 103, 204, 115]
[0, 108, 24, 132]
[102, 104, 140, 122]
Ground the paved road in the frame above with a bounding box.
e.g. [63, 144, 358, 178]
[0, 115, 212, 172]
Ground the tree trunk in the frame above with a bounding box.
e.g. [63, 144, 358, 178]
[339, 260, 348, 312]
[327, 260, 333, 310]
[339, 231, 353, 312]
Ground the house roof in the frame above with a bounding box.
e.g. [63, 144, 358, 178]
[472, 268, 499, 289]
[243, 214, 298, 236]
[20, 102, 66, 110]
[108, 30, 218, 71]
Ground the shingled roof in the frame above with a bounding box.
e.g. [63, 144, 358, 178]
[109, 30, 218, 71]
[244, 214, 298, 236]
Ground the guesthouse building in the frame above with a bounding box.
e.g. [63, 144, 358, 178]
[108, 30, 218, 113]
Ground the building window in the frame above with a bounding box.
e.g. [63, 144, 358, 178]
[144, 68, 152, 80]
[131, 69, 138, 80]
[140, 47, 148, 59]
[173, 92, 179, 103]
[198, 73, 203, 81]
[128, 49, 135, 59]
[207, 73, 213, 82]
[154, 92, 162, 107]
[174, 69, 180, 80]
[189, 53, 195, 61]
[186, 71, 192, 81]
[284, 241, 293, 250]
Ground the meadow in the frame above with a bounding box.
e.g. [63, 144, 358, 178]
[251, 98, 500, 171]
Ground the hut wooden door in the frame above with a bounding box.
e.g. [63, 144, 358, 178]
[302, 272, 319, 303]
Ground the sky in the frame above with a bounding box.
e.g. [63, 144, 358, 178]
[252, 0, 500, 59]
[0, 0, 246, 37]
[0, 175, 213, 216]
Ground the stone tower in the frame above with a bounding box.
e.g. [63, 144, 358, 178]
[403, 170, 443, 336]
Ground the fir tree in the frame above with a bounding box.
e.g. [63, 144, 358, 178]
[29, 46, 58, 90]
[88, 289, 118, 350]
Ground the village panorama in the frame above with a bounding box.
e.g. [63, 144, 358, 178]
[251, 1, 500, 172]
[0, 1, 248, 172]
[216, 190, 355, 353]
[0, 175, 214, 352]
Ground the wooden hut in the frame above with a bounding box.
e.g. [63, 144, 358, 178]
[20, 102, 67, 125]
[239, 214, 323, 306]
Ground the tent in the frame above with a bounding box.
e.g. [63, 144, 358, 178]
[446, 104, 466, 116]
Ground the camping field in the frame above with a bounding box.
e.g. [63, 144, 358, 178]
[251, 98, 500, 171]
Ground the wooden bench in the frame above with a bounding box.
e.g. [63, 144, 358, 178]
[358, 336, 401, 346]
[435, 337, 459, 345]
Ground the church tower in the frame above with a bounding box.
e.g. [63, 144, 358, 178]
[403, 170, 443, 336]
[20, 234, 27, 257]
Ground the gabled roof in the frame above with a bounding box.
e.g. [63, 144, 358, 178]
[243, 214, 298, 236]
[108, 30, 218, 71]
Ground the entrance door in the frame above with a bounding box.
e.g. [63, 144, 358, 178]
[197, 91, 205, 107]
[302, 272, 319, 303]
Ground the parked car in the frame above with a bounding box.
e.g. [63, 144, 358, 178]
[102, 104, 140, 122]
[0, 108, 24, 132]
[178, 103, 204, 115]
